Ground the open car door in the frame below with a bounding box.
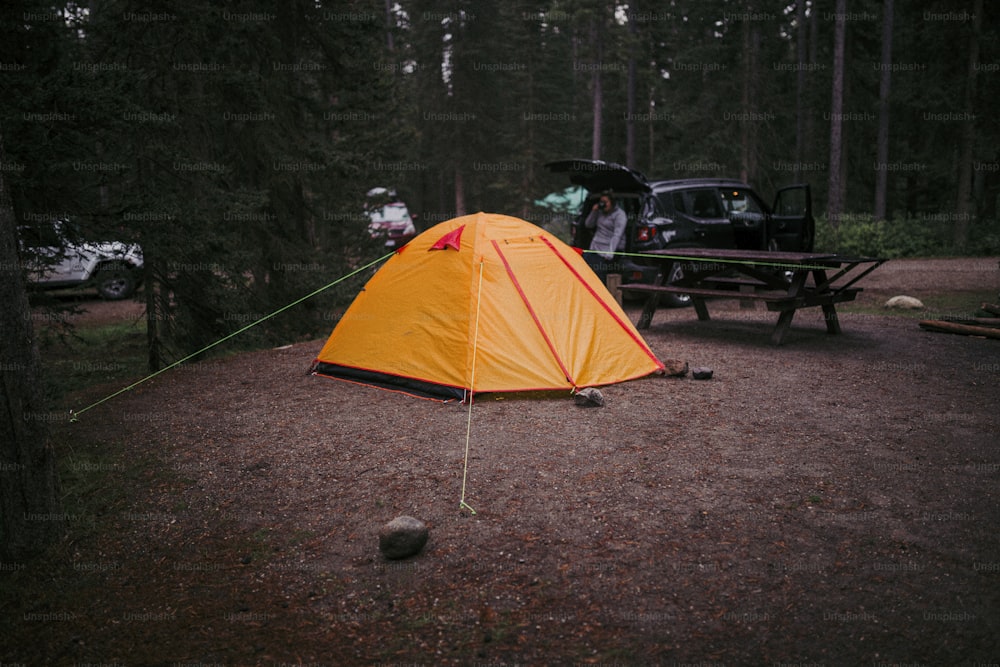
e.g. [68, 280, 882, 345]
[769, 184, 815, 252]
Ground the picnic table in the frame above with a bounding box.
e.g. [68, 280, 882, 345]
[618, 248, 886, 345]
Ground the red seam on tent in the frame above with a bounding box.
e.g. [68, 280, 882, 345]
[539, 236, 664, 369]
[491, 240, 575, 385]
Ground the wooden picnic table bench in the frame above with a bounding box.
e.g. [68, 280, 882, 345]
[618, 248, 885, 345]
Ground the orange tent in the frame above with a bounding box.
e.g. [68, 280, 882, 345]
[311, 212, 663, 400]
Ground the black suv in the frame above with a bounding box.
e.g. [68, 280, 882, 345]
[546, 159, 814, 306]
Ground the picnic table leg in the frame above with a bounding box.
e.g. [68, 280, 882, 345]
[636, 266, 671, 329]
[823, 304, 842, 334]
[771, 308, 796, 345]
[692, 297, 711, 321]
[636, 293, 660, 329]
[768, 268, 813, 345]
[812, 269, 842, 335]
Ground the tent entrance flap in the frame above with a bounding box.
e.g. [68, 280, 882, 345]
[312, 362, 465, 401]
[491, 240, 573, 385]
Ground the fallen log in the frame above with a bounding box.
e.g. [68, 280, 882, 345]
[938, 317, 1000, 329]
[918, 320, 1000, 340]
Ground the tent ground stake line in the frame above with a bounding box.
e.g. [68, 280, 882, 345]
[70, 251, 395, 421]
[459, 259, 485, 514]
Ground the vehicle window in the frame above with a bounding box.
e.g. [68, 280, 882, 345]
[641, 195, 664, 219]
[19, 223, 62, 248]
[720, 189, 764, 215]
[618, 194, 642, 219]
[774, 188, 807, 216]
[667, 189, 724, 219]
[372, 204, 411, 224]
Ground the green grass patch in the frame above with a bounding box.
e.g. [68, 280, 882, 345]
[39, 318, 148, 404]
[839, 289, 997, 320]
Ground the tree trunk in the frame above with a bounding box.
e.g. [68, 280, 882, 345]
[591, 19, 603, 160]
[826, 0, 847, 228]
[0, 128, 63, 558]
[739, 3, 759, 183]
[805, 3, 819, 174]
[144, 258, 162, 372]
[625, 0, 638, 167]
[793, 0, 808, 182]
[454, 166, 466, 216]
[954, 0, 982, 252]
[874, 0, 894, 220]
[384, 0, 394, 52]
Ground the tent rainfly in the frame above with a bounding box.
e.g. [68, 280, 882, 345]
[311, 212, 664, 400]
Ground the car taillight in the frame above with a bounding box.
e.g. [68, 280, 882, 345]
[636, 226, 654, 242]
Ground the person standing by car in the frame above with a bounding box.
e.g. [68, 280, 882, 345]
[583, 192, 626, 284]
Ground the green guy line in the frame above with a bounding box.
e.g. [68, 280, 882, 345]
[70, 251, 395, 421]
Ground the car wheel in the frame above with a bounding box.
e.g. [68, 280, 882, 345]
[95, 264, 137, 300]
[661, 260, 691, 308]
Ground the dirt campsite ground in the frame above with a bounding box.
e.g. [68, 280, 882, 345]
[4, 257, 1000, 666]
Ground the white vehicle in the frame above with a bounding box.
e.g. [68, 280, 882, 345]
[365, 187, 417, 248]
[19, 220, 144, 300]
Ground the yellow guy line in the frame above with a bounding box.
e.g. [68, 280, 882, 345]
[70, 251, 395, 421]
[459, 258, 485, 515]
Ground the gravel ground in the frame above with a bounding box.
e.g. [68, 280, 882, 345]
[4, 257, 999, 666]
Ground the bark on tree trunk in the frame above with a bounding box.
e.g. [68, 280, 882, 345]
[793, 0, 807, 182]
[874, 0, 894, 221]
[954, 0, 982, 251]
[625, 0, 638, 168]
[739, 5, 759, 184]
[454, 166, 466, 216]
[384, 0, 394, 52]
[591, 19, 603, 160]
[827, 0, 847, 229]
[0, 128, 63, 558]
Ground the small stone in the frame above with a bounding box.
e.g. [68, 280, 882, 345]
[691, 367, 713, 380]
[660, 359, 689, 377]
[379, 516, 428, 560]
[884, 295, 924, 310]
[574, 387, 605, 407]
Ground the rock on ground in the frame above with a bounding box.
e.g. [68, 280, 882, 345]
[379, 516, 429, 560]
[574, 387, 605, 407]
[885, 295, 924, 309]
[661, 359, 689, 377]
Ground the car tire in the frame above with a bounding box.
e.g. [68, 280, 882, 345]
[661, 260, 692, 308]
[95, 263, 137, 300]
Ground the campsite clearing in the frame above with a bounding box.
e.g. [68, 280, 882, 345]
[3, 257, 999, 665]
